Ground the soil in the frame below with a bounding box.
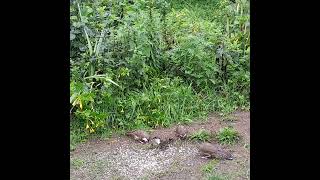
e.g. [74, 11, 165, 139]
[70, 111, 250, 180]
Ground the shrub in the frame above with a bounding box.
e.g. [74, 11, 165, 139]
[70, 0, 250, 147]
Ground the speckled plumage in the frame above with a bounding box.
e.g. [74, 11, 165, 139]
[198, 143, 233, 160]
[126, 130, 150, 143]
[150, 136, 161, 146]
[175, 125, 188, 139]
[159, 138, 174, 150]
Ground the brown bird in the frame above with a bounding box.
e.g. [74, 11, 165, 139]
[126, 130, 150, 143]
[198, 143, 233, 160]
[150, 136, 161, 147]
[159, 138, 174, 150]
[175, 125, 188, 139]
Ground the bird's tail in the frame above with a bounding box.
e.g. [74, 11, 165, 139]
[126, 132, 133, 136]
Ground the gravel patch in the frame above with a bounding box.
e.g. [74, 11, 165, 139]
[71, 111, 250, 180]
[71, 141, 199, 180]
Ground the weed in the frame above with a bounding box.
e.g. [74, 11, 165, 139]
[189, 129, 212, 142]
[202, 159, 218, 174]
[244, 143, 250, 149]
[70, 121, 89, 151]
[217, 127, 240, 145]
[201, 159, 227, 180]
[70, 0, 250, 148]
[221, 114, 237, 122]
[99, 129, 113, 140]
[71, 158, 85, 168]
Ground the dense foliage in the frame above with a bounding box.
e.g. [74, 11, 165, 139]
[70, 0, 250, 147]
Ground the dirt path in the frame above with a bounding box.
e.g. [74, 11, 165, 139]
[70, 111, 250, 180]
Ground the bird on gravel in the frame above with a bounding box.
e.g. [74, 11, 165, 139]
[175, 125, 188, 139]
[198, 142, 233, 160]
[148, 136, 173, 150]
[126, 130, 150, 143]
[159, 138, 174, 150]
[150, 136, 161, 147]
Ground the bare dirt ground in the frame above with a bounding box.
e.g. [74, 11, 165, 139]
[70, 111, 250, 180]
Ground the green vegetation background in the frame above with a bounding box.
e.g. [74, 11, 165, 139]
[70, 0, 250, 149]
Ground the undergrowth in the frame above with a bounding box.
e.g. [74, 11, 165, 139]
[201, 159, 226, 180]
[70, 0, 250, 149]
[201, 159, 218, 173]
[217, 126, 240, 145]
[189, 129, 212, 142]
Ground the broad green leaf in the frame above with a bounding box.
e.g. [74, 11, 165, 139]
[70, 93, 78, 104]
[70, 33, 76, 40]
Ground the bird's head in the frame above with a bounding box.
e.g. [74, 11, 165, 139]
[142, 137, 148, 142]
[152, 137, 161, 144]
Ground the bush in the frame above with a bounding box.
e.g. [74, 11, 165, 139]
[70, 0, 250, 146]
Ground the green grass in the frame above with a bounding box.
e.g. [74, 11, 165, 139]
[221, 114, 237, 122]
[217, 127, 240, 145]
[70, 0, 250, 150]
[189, 129, 212, 142]
[201, 159, 218, 174]
[71, 158, 85, 169]
[201, 159, 227, 180]
[207, 174, 226, 180]
[100, 129, 114, 140]
[70, 122, 89, 151]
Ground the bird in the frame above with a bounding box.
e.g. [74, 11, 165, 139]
[150, 136, 161, 147]
[159, 138, 174, 150]
[198, 143, 233, 160]
[175, 125, 188, 139]
[126, 130, 150, 143]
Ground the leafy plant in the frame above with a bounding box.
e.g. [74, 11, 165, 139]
[217, 127, 240, 145]
[202, 159, 218, 174]
[70, 119, 90, 151]
[70, 0, 250, 149]
[105, 77, 209, 129]
[70, 74, 119, 134]
[189, 129, 212, 142]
